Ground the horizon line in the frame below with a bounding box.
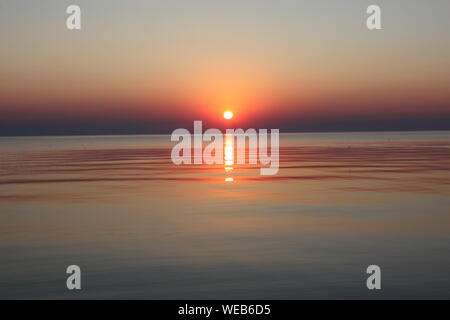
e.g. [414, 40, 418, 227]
[1, 128, 449, 138]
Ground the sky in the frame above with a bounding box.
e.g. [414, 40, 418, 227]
[0, 0, 449, 135]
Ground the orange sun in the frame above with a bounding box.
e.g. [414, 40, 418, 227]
[223, 110, 233, 120]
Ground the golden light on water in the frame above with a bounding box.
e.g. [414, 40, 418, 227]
[224, 133, 234, 168]
[224, 132, 234, 182]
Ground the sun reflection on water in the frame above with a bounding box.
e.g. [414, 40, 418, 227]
[224, 132, 234, 182]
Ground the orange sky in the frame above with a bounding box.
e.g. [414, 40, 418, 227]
[1, 0, 449, 134]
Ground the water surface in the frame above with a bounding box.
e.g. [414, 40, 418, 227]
[0, 131, 449, 299]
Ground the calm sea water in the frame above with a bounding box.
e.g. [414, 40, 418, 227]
[0, 131, 449, 299]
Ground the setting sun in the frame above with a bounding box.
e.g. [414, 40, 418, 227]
[224, 110, 233, 120]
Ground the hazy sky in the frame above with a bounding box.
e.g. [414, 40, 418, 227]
[1, 0, 449, 134]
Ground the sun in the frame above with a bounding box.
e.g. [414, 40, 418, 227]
[223, 110, 233, 120]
